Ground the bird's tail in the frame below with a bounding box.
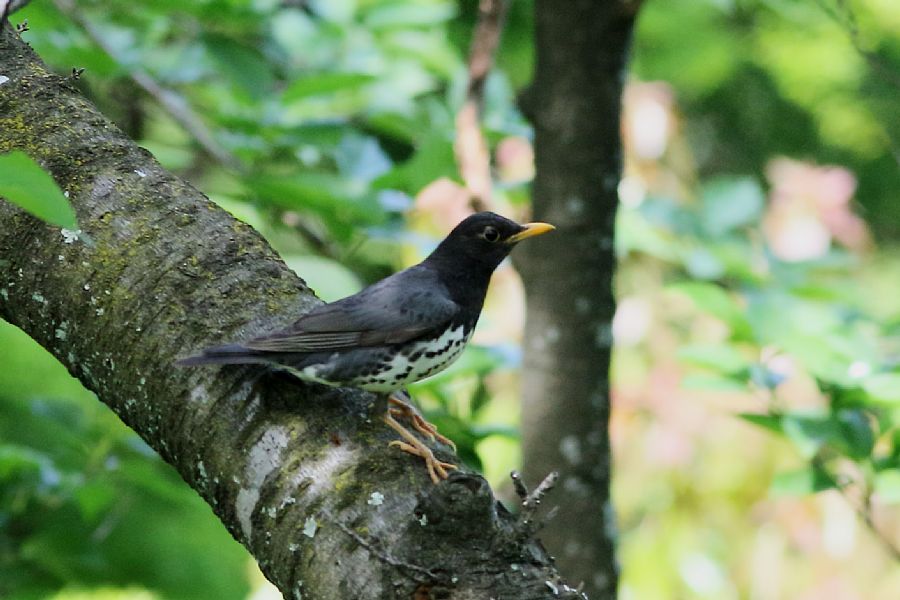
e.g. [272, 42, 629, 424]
[176, 343, 272, 367]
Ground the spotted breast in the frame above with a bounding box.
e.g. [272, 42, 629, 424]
[351, 323, 472, 391]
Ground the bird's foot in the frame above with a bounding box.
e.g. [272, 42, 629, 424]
[383, 411, 457, 484]
[387, 393, 457, 451]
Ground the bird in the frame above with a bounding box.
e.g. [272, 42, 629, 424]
[177, 212, 555, 483]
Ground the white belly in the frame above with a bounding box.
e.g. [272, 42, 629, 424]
[357, 324, 471, 392]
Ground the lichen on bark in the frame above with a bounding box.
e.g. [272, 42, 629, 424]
[0, 26, 579, 600]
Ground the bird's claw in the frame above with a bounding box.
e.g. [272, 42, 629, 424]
[388, 440, 457, 483]
[383, 410, 457, 484]
[387, 395, 457, 451]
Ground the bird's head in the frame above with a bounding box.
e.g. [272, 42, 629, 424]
[426, 211, 555, 274]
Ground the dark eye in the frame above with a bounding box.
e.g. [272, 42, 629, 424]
[482, 226, 500, 242]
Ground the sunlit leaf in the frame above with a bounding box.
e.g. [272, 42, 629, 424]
[770, 466, 836, 496]
[283, 254, 363, 302]
[874, 469, 900, 504]
[862, 373, 900, 404]
[334, 134, 393, 182]
[282, 73, 377, 102]
[678, 343, 750, 375]
[668, 281, 752, 339]
[363, 3, 456, 29]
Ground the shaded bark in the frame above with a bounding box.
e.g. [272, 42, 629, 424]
[0, 26, 583, 600]
[519, 2, 639, 598]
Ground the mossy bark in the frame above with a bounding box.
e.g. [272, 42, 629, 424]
[518, 2, 639, 598]
[0, 27, 579, 600]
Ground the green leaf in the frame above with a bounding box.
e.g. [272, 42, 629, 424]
[0, 151, 78, 229]
[835, 409, 875, 460]
[739, 413, 784, 435]
[862, 373, 900, 404]
[203, 34, 275, 99]
[770, 466, 836, 496]
[249, 172, 384, 241]
[668, 281, 752, 339]
[282, 73, 377, 102]
[678, 343, 750, 374]
[781, 414, 841, 458]
[74, 480, 117, 522]
[375, 131, 458, 194]
[363, 3, 457, 29]
[700, 177, 764, 236]
[615, 208, 680, 260]
[874, 469, 900, 504]
[283, 254, 363, 302]
[741, 411, 874, 460]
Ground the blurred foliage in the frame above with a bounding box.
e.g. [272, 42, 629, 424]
[0, 323, 251, 600]
[614, 1, 900, 596]
[2, 0, 899, 598]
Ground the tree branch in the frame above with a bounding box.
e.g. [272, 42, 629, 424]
[1, 0, 34, 22]
[0, 27, 581, 600]
[454, 0, 511, 212]
[812, 457, 900, 563]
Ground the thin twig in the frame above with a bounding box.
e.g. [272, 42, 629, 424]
[2, 0, 34, 23]
[510, 470, 529, 500]
[813, 456, 900, 563]
[52, 0, 241, 170]
[522, 470, 558, 513]
[454, 0, 511, 212]
[810, 0, 900, 167]
[834, 0, 900, 90]
[1, 0, 30, 29]
[510, 470, 559, 538]
[280, 212, 340, 260]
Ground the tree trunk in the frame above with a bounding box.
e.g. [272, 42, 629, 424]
[519, 2, 639, 598]
[0, 26, 583, 600]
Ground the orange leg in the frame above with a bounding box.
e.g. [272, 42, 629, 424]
[387, 392, 457, 451]
[383, 410, 457, 484]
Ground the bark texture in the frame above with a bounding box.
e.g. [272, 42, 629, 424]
[519, 2, 639, 598]
[0, 27, 582, 600]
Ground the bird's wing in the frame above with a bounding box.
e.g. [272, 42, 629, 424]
[243, 267, 458, 353]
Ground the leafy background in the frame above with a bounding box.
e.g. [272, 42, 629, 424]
[1, 0, 899, 598]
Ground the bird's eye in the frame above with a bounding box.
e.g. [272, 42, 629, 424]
[482, 226, 500, 242]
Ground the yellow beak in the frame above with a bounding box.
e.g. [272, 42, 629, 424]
[506, 222, 556, 243]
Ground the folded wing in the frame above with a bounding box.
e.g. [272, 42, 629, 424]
[244, 266, 458, 353]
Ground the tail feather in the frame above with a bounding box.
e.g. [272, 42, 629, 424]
[176, 343, 272, 367]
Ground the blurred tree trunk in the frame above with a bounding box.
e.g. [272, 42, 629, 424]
[0, 25, 582, 600]
[518, 2, 639, 598]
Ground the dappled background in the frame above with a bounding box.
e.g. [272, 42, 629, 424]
[1, 0, 899, 599]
